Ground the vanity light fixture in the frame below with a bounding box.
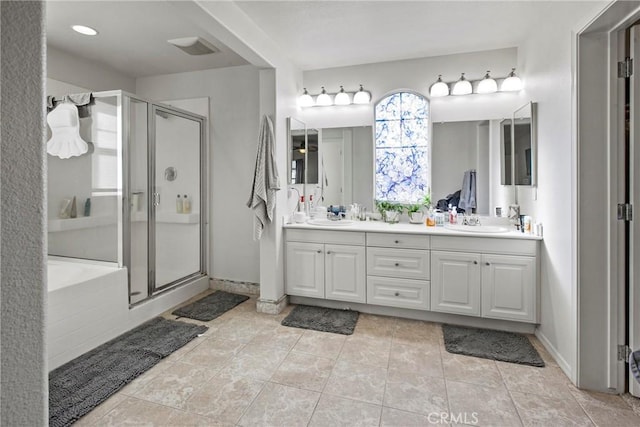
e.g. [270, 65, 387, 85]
[429, 75, 450, 97]
[334, 86, 351, 105]
[71, 25, 98, 36]
[452, 73, 473, 96]
[501, 68, 524, 92]
[353, 84, 372, 104]
[298, 88, 315, 107]
[316, 86, 333, 106]
[476, 70, 498, 94]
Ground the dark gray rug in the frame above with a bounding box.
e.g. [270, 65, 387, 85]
[49, 317, 207, 427]
[172, 290, 249, 321]
[442, 324, 544, 367]
[281, 305, 359, 335]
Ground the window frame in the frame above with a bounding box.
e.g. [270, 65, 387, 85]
[372, 89, 431, 204]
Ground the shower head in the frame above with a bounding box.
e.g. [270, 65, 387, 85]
[167, 37, 219, 56]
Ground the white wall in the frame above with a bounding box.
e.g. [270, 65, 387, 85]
[136, 65, 262, 283]
[47, 46, 135, 93]
[0, 2, 47, 424]
[518, 1, 609, 381]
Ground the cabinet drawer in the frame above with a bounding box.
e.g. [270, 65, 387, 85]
[366, 233, 430, 250]
[286, 229, 365, 245]
[367, 247, 430, 280]
[367, 276, 430, 310]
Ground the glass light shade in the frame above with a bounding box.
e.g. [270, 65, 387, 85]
[429, 75, 449, 97]
[316, 86, 333, 106]
[334, 86, 351, 105]
[452, 73, 472, 95]
[501, 68, 523, 92]
[298, 88, 314, 107]
[477, 71, 498, 94]
[353, 85, 371, 104]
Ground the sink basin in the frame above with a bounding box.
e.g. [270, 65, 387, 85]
[445, 224, 510, 233]
[307, 219, 355, 227]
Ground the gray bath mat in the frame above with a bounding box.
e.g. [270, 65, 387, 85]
[281, 305, 359, 335]
[49, 317, 207, 427]
[172, 290, 249, 321]
[442, 324, 545, 367]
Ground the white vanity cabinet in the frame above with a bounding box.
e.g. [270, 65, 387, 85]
[366, 233, 431, 310]
[430, 251, 481, 316]
[430, 236, 538, 323]
[285, 230, 366, 303]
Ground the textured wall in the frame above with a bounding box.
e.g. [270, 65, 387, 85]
[0, 1, 47, 424]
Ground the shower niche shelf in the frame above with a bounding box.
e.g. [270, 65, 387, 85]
[48, 215, 117, 232]
[131, 212, 199, 224]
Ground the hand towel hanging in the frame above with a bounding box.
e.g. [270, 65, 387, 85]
[247, 115, 280, 240]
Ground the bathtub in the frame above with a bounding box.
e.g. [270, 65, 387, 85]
[47, 257, 128, 370]
[47, 257, 209, 370]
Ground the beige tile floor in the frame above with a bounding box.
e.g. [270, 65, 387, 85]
[76, 291, 640, 426]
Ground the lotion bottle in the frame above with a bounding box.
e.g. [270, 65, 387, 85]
[176, 195, 183, 213]
[183, 194, 191, 214]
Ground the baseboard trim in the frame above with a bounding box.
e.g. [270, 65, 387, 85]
[210, 278, 260, 295]
[257, 294, 288, 314]
[535, 329, 574, 382]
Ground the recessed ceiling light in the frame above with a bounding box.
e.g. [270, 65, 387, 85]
[71, 25, 98, 36]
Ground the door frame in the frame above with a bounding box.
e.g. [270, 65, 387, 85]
[576, 2, 640, 394]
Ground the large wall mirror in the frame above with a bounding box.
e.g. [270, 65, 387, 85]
[501, 101, 537, 186]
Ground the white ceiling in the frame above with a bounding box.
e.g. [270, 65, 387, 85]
[46, 1, 600, 76]
[46, 0, 249, 78]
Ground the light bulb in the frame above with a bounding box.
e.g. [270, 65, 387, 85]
[477, 71, 498, 94]
[353, 84, 371, 104]
[316, 86, 333, 106]
[452, 73, 472, 95]
[298, 88, 314, 107]
[334, 86, 351, 105]
[501, 68, 523, 92]
[429, 75, 449, 97]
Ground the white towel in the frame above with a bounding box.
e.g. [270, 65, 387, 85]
[459, 170, 477, 211]
[247, 115, 280, 240]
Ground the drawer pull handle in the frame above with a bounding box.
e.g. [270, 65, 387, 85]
[394, 292, 400, 297]
[394, 240, 400, 244]
[485, 262, 490, 266]
[394, 262, 400, 267]
[473, 260, 478, 265]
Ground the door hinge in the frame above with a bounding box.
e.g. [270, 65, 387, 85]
[617, 203, 633, 221]
[618, 345, 632, 362]
[619, 58, 633, 78]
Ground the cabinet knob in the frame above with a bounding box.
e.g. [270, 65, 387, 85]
[485, 262, 490, 266]
[394, 262, 400, 267]
[317, 250, 322, 253]
[394, 240, 400, 244]
[473, 260, 478, 265]
[394, 291, 400, 297]
[327, 251, 331, 254]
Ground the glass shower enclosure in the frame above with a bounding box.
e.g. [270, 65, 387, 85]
[47, 90, 207, 304]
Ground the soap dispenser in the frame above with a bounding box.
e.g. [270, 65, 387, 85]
[176, 195, 183, 213]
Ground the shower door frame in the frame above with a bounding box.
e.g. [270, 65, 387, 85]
[119, 91, 208, 305]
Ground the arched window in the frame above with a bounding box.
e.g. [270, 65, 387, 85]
[374, 91, 430, 203]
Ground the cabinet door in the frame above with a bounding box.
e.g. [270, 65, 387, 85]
[286, 242, 325, 298]
[431, 251, 481, 316]
[481, 254, 536, 322]
[325, 244, 366, 303]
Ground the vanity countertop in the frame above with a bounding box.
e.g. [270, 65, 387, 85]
[284, 220, 543, 240]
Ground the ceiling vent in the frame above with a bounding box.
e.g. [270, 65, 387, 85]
[167, 37, 219, 55]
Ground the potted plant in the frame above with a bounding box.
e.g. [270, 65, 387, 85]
[406, 203, 424, 224]
[384, 202, 404, 224]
